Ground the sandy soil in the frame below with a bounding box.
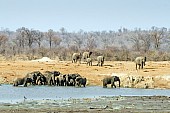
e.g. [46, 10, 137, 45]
[0, 59, 170, 88]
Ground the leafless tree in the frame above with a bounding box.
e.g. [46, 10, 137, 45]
[52, 35, 62, 48]
[0, 34, 8, 54]
[85, 33, 97, 51]
[139, 31, 151, 53]
[151, 26, 167, 50]
[45, 29, 54, 50]
[32, 30, 44, 48]
[128, 31, 141, 51]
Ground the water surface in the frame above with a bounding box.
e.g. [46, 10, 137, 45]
[0, 85, 169, 103]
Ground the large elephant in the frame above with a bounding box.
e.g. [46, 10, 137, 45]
[13, 77, 33, 87]
[82, 52, 93, 62]
[135, 57, 146, 70]
[103, 76, 120, 88]
[24, 71, 43, 85]
[36, 74, 47, 85]
[43, 71, 60, 85]
[86, 58, 92, 66]
[65, 73, 81, 86]
[75, 77, 87, 87]
[97, 56, 105, 66]
[72, 53, 82, 63]
[56, 74, 66, 86]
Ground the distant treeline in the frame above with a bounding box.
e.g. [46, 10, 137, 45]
[0, 26, 170, 61]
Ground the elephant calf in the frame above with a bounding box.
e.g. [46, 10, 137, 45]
[97, 56, 104, 66]
[75, 77, 87, 87]
[103, 76, 120, 88]
[86, 58, 92, 66]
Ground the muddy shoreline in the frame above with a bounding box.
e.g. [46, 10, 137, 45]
[0, 96, 170, 113]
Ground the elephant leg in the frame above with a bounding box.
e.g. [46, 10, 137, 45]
[103, 82, 107, 88]
[111, 82, 116, 88]
[139, 64, 141, 69]
[113, 82, 116, 88]
[24, 81, 27, 87]
[141, 62, 144, 69]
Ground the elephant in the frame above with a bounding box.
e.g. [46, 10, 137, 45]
[75, 77, 87, 87]
[36, 74, 47, 85]
[13, 77, 33, 87]
[135, 57, 146, 70]
[97, 56, 105, 66]
[65, 73, 81, 86]
[43, 71, 60, 86]
[82, 52, 93, 62]
[72, 53, 82, 63]
[24, 71, 43, 85]
[86, 58, 92, 66]
[103, 76, 120, 88]
[56, 74, 66, 86]
[69, 78, 75, 86]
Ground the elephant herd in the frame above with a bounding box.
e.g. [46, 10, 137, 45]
[72, 52, 146, 69]
[13, 53, 146, 88]
[13, 71, 87, 87]
[13, 70, 121, 88]
[72, 51, 105, 66]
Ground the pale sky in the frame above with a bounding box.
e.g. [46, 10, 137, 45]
[0, 0, 170, 32]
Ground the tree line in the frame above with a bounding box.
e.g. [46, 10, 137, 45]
[0, 26, 170, 61]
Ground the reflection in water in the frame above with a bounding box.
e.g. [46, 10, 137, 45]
[0, 85, 170, 103]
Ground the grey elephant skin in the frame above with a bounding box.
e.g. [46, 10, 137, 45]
[97, 56, 104, 66]
[86, 58, 92, 66]
[75, 77, 87, 87]
[135, 57, 146, 70]
[72, 53, 82, 63]
[13, 71, 43, 87]
[13, 77, 33, 87]
[43, 71, 60, 86]
[103, 76, 120, 88]
[65, 73, 81, 86]
[82, 52, 92, 61]
[25, 71, 42, 85]
[56, 74, 66, 86]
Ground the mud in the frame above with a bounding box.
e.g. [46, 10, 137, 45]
[0, 96, 170, 113]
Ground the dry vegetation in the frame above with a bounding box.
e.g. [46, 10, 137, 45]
[0, 58, 170, 89]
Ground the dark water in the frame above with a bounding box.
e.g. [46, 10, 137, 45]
[0, 85, 170, 103]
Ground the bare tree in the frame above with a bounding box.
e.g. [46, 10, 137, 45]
[72, 33, 83, 51]
[85, 33, 97, 51]
[128, 31, 141, 51]
[46, 29, 54, 49]
[139, 31, 151, 53]
[0, 34, 8, 54]
[32, 30, 44, 48]
[52, 35, 62, 48]
[151, 26, 167, 50]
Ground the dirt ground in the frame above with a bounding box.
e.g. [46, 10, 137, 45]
[0, 59, 170, 88]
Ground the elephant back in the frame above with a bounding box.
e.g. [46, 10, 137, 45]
[135, 57, 145, 64]
[97, 56, 104, 61]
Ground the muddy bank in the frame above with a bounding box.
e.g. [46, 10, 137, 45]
[0, 96, 170, 113]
